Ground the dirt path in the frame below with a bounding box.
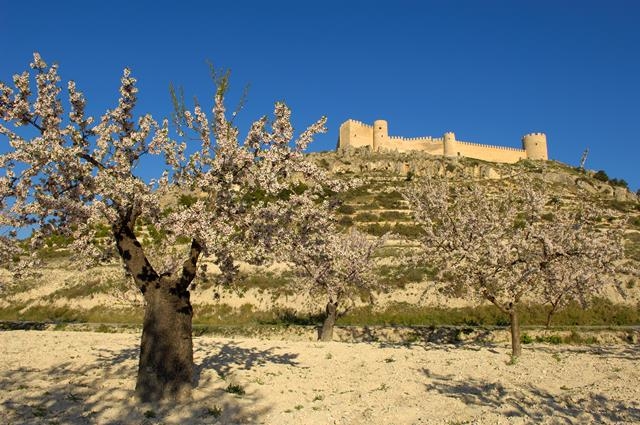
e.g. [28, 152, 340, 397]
[1, 330, 639, 424]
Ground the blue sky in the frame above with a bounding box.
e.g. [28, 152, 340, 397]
[2, 0, 639, 190]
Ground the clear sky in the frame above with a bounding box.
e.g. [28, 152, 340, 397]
[2, 0, 639, 190]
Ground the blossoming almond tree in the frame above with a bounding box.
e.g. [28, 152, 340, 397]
[287, 200, 387, 341]
[0, 54, 335, 401]
[404, 178, 625, 358]
[536, 203, 626, 327]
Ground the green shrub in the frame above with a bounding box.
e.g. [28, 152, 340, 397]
[392, 224, 424, 239]
[94, 224, 110, 238]
[610, 178, 628, 188]
[37, 246, 72, 259]
[205, 406, 222, 418]
[354, 212, 380, 222]
[377, 265, 434, 288]
[234, 272, 295, 292]
[375, 191, 404, 209]
[46, 278, 131, 300]
[535, 334, 562, 344]
[336, 204, 355, 214]
[541, 212, 554, 221]
[379, 211, 410, 221]
[625, 233, 640, 261]
[363, 223, 393, 236]
[338, 216, 354, 227]
[521, 333, 533, 344]
[225, 383, 245, 396]
[339, 184, 371, 201]
[593, 170, 609, 182]
[44, 232, 73, 248]
[608, 200, 634, 212]
[178, 194, 198, 207]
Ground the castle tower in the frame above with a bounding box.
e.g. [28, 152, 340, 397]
[521, 133, 548, 160]
[443, 132, 457, 157]
[372, 120, 388, 151]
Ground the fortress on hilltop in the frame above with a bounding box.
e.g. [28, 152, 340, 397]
[338, 119, 548, 164]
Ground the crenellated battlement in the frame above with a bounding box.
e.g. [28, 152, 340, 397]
[338, 119, 548, 164]
[455, 140, 526, 153]
[389, 135, 443, 143]
[343, 119, 373, 129]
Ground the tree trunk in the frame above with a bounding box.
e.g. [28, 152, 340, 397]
[319, 301, 338, 342]
[114, 221, 200, 402]
[509, 309, 522, 359]
[545, 308, 554, 329]
[136, 278, 194, 402]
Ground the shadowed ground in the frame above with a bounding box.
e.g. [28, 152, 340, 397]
[0, 330, 638, 424]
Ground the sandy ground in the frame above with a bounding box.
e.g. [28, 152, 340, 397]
[0, 331, 639, 424]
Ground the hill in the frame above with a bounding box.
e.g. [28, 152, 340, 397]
[1, 150, 639, 331]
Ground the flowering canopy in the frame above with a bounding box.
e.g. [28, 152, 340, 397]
[0, 53, 337, 284]
[404, 178, 626, 312]
[286, 197, 387, 308]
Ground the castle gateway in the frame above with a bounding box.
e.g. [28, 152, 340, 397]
[338, 119, 548, 164]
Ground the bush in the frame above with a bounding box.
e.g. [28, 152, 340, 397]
[363, 223, 393, 236]
[608, 199, 634, 212]
[354, 212, 380, 222]
[375, 191, 404, 209]
[178, 194, 198, 207]
[541, 212, 554, 221]
[339, 184, 371, 201]
[610, 178, 628, 189]
[535, 334, 562, 344]
[393, 224, 425, 239]
[336, 204, 355, 214]
[37, 246, 72, 259]
[225, 383, 245, 396]
[44, 232, 73, 248]
[593, 170, 628, 189]
[594, 170, 609, 182]
[377, 265, 434, 289]
[338, 216, 354, 227]
[379, 211, 410, 221]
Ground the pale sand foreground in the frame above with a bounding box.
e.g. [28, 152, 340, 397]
[0, 331, 639, 425]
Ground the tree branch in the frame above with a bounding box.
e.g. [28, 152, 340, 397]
[113, 222, 158, 294]
[178, 238, 202, 290]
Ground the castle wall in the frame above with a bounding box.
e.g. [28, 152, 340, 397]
[338, 119, 546, 164]
[378, 136, 443, 155]
[453, 140, 526, 164]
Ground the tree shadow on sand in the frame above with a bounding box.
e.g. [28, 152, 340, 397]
[531, 343, 640, 361]
[423, 370, 640, 424]
[193, 339, 299, 384]
[0, 335, 299, 424]
[336, 325, 495, 346]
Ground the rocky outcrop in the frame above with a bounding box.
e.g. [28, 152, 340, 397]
[312, 150, 638, 203]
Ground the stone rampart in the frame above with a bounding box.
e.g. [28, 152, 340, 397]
[338, 119, 547, 164]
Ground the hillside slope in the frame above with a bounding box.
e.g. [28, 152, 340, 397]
[1, 150, 639, 327]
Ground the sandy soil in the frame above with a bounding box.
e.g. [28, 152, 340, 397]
[1, 331, 639, 424]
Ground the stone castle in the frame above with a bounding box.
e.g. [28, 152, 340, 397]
[338, 119, 548, 164]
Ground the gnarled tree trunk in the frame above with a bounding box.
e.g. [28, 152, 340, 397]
[319, 300, 338, 341]
[114, 219, 201, 402]
[136, 278, 193, 402]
